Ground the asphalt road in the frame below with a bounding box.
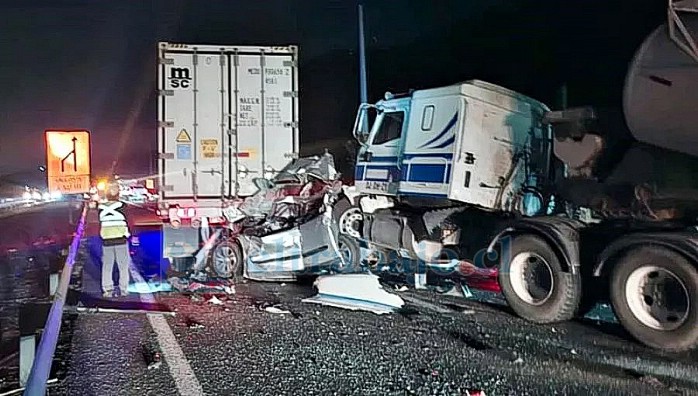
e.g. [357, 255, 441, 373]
[51, 274, 698, 395]
[3, 201, 697, 395]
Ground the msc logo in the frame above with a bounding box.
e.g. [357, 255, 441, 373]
[168, 67, 191, 88]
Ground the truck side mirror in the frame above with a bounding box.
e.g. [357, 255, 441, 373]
[352, 104, 376, 145]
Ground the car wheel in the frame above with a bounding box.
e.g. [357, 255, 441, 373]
[332, 234, 361, 273]
[210, 239, 243, 279]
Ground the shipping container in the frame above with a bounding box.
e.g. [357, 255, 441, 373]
[157, 42, 299, 220]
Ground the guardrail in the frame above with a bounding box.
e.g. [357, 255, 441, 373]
[22, 203, 87, 396]
[0, 199, 34, 211]
[0, 198, 61, 213]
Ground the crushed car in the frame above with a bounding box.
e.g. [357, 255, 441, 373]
[166, 152, 362, 283]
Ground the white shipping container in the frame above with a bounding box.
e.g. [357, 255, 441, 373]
[157, 42, 299, 213]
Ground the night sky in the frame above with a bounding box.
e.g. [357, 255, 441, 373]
[0, 0, 665, 187]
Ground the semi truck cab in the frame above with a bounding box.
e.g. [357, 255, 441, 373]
[350, 80, 552, 215]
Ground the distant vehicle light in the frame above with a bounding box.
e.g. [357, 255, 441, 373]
[97, 180, 107, 191]
[50, 191, 62, 200]
[31, 192, 41, 200]
[42, 192, 51, 201]
[22, 192, 32, 200]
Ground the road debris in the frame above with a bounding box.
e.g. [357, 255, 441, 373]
[265, 306, 291, 314]
[302, 273, 404, 314]
[73, 306, 176, 316]
[169, 277, 235, 294]
[207, 296, 224, 305]
[141, 342, 162, 370]
[184, 316, 205, 329]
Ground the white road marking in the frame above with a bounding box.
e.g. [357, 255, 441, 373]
[129, 266, 204, 396]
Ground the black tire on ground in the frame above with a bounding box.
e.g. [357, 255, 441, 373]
[498, 234, 582, 324]
[209, 239, 244, 279]
[333, 233, 362, 273]
[609, 247, 698, 352]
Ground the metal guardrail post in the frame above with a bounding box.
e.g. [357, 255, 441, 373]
[19, 335, 36, 387]
[23, 203, 88, 396]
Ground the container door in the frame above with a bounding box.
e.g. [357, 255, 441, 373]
[160, 51, 229, 200]
[231, 52, 298, 197]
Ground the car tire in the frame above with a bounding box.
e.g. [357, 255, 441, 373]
[210, 239, 244, 279]
[609, 246, 698, 352]
[498, 234, 582, 323]
[332, 234, 361, 273]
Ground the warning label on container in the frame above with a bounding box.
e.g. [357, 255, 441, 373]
[201, 139, 220, 158]
[176, 129, 191, 143]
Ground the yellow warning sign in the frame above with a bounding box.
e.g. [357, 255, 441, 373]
[45, 130, 92, 194]
[201, 139, 220, 158]
[176, 129, 191, 143]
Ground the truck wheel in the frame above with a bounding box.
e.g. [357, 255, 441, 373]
[210, 240, 243, 279]
[332, 234, 361, 273]
[499, 234, 581, 323]
[333, 198, 363, 239]
[609, 247, 698, 352]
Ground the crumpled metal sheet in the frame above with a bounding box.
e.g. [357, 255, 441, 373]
[302, 273, 404, 314]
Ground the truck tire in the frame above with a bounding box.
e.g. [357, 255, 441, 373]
[498, 234, 582, 323]
[210, 239, 244, 279]
[609, 247, 698, 352]
[333, 198, 363, 239]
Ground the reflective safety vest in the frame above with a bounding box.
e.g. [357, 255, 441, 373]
[98, 200, 130, 242]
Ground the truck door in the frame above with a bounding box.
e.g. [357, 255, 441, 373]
[355, 109, 406, 195]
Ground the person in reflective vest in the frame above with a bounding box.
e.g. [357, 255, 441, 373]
[98, 183, 132, 298]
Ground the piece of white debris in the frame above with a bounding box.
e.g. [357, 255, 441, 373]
[207, 296, 224, 305]
[265, 306, 291, 314]
[302, 273, 404, 315]
[551, 327, 557, 333]
[570, 349, 578, 355]
[512, 357, 524, 364]
[223, 286, 235, 295]
[280, 283, 287, 287]
[395, 285, 409, 292]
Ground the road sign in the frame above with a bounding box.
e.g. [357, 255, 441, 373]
[45, 130, 91, 194]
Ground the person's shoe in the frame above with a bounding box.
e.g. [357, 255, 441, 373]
[102, 291, 113, 298]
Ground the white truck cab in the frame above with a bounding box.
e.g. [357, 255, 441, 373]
[351, 80, 551, 214]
